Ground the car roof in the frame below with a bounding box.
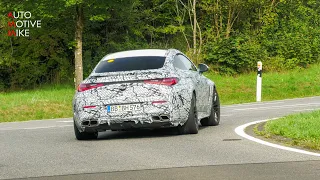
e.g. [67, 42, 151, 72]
[102, 49, 169, 60]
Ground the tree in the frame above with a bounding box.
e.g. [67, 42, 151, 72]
[74, 2, 84, 90]
[175, 0, 203, 64]
[1, 0, 320, 90]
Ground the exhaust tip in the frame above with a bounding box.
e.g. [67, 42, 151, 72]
[152, 116, 161, 121]
[160, 115, 169, 120]
[90, 120, 98, 125]
[82, 121, 89, 126]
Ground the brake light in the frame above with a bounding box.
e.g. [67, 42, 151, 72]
[83, 105, 97, 109]
[144, 78, 178, 86]
[152, 101, 167, 105]
[161, 78, 179, 86]
[78, 83, 104, 92]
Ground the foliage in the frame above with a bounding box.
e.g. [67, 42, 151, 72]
[204, 35, 267, 74]
[0, 0, 320, 90]
[260, 0, 320, 71]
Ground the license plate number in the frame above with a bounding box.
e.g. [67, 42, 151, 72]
[107, 104, 141, 113]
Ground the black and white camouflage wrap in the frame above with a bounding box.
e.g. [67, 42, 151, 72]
[73, 49, 215, 132]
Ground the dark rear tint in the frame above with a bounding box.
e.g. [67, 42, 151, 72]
[95, 56, 166, 73]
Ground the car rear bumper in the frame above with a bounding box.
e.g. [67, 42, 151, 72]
[74, 113, 183, 132]
[83, 120, 175, 132]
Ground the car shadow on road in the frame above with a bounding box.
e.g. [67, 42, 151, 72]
[96, 126, 210, 140]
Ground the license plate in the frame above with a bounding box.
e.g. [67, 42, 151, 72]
[107, 104, 141, 113]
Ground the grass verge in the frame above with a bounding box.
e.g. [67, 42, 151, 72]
[207, 63, 320, 104]
[0, 84, 74, 122]
[255, 110, 320, 151]
[1, 63, 320, 122]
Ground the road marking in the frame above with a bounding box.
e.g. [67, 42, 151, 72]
[0, 125, 72, 131]
[225, 101, 285, 107]
[224, 96, 320, 108]
[221, 114, 232, 117]
[233, 103, 320, 111]
[58, 120, 73, 123]
[293, 109, 315, 112]
[235, 118, 320, 157]
[0, 118, 73, 125]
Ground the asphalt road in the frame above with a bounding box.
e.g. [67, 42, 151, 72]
[1, 97, 320, 180]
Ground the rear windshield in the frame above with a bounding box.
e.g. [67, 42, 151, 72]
[95, 56, 166, 73]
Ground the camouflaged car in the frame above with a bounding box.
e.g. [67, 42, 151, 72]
[73, 49, 220, 140]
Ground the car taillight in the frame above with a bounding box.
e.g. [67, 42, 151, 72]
[144, 78, 178, 86]
[83, 105, 97, 109]
[152, 101, 167, 105]
[77, 83, 104, 92]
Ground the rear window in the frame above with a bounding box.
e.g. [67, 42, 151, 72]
[95, 56, 166, 73]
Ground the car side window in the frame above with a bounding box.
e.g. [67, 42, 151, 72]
[179, 55, 197, 71]
[173, 55, 188, 70]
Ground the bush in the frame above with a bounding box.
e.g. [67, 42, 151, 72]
[204, 35, 267, 75]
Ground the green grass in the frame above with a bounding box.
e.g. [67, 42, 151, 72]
[261, 110, 320, 151]
[0, 84, 74, 122]
[1, 63, 320, 122]
[206, 63, 320, 104]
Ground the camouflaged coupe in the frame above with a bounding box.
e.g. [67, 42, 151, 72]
[73, 49, 220, 140]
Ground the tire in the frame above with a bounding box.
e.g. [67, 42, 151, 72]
[201, 88, 220, 126]
[178, 94, 199, 134]
[74, 121, 98, 140]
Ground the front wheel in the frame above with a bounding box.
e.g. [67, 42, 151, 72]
[74, 121, 98, 140]
[201, 88, 220, 126]
[178, 94, 199, 134]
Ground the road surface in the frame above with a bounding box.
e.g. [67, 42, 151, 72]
[1, 97, 320, 179]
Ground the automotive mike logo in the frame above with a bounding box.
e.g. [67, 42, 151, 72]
[7, 11, 41, 37]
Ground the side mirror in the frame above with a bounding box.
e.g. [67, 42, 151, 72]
[198, 63, 209, 73]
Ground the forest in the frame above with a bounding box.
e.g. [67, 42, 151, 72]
[0, 0, 319, 90]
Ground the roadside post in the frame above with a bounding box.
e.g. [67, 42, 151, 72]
[256, 61, 262, 102]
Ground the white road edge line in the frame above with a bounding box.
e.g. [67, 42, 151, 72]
[224, 96, 320, 108]
[0, 125, 73, 131]
[57, 120, 73, 123]
[293, 109, 315, 112]
[221, 115, 233, 117]
[233, 103, 320, 111]
[235, 118, 320, 157]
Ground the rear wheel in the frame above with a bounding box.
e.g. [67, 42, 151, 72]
[74, 121, 98, 140]
[201, 88, 220, 126]
[178, 94, 199, 134]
